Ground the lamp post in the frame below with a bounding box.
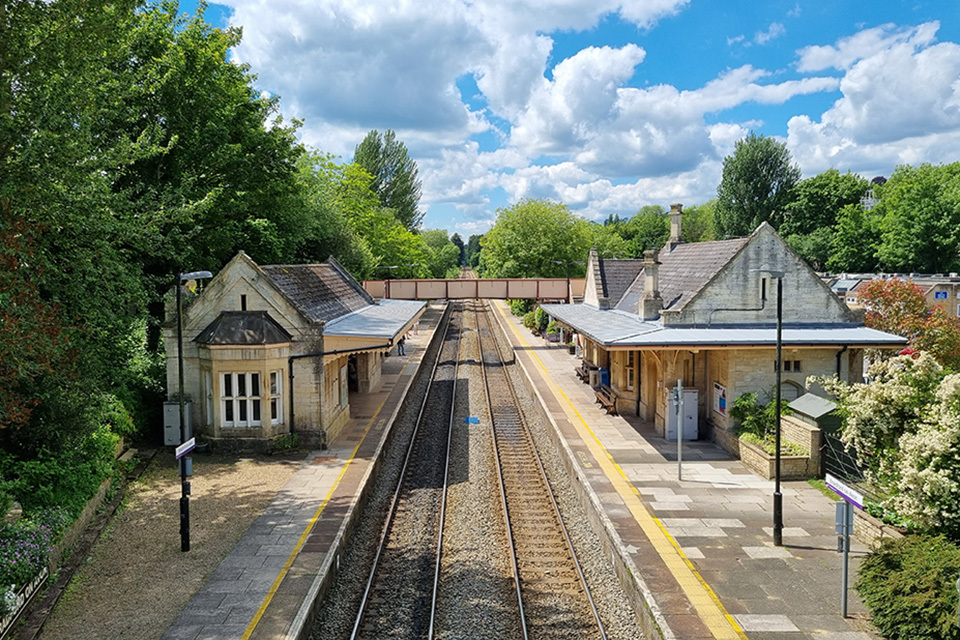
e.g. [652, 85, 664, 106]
[754, 269, 785, 547]
[376, 265, 399, 299]
[177, 270, 212, 552]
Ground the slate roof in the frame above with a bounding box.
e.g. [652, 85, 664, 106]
[615, 238, 749, 312]
[195, 311, 293, 345]
[600, 260, 645, 306]
[261, 258, 374, 324]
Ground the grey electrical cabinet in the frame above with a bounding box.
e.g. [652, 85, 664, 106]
[163, 401, 192, 446]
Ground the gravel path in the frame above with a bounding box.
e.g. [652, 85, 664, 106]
[38, 451, 302, 640]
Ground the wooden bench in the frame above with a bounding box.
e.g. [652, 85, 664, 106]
[574, 361, 590, 382]
[595, 384, 618, 415]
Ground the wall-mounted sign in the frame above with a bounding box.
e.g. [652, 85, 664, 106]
[712, 382, 727, 416]
[935, 291, 948, 299]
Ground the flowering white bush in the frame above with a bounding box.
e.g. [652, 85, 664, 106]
[812, 355, 960, 536]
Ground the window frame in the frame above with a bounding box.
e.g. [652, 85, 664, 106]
[220, 372, 262, 428]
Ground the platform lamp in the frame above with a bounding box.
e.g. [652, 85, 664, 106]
[754, 267, 785, 547]
[177, 269, 213, 552]
[376, 265, 399, 299]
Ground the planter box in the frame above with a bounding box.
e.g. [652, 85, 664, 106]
[854, 508, 905, 549]
[738, 438, 816, 480]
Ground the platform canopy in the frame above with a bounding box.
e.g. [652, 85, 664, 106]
[542, 303, 908, 350]
[323, 298, 426, 353]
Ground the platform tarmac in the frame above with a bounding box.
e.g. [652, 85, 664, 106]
[161, 304, 445, 640]
[489, 299, 879, 640]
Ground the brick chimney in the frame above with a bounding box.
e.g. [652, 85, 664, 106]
[639, 248, 663, 320]
[666, 203, 683, 253]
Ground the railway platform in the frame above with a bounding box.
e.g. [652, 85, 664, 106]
[490, 300, 879, 640]
[161, 304, 446, 640]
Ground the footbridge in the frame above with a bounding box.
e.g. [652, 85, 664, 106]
[362, 277, 586, 302]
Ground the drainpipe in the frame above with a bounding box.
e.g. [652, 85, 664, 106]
[835, 344, 849, 378]
[288, 342, 393, 440]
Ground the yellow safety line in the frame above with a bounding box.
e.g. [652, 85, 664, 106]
[493, 301, 746, 640]
[241, 364, 405, 640]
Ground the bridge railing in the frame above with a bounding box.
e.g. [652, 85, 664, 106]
[362, 278, 586, 301]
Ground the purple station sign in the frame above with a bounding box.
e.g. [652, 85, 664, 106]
[825, 473, 864, 510]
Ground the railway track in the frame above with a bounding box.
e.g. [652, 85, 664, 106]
[344, 300, 613, 639]
[350, 304, 461, 640]
[475, 300, 607, 640]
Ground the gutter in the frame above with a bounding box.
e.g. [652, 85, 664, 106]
[835, 344, 849, 377]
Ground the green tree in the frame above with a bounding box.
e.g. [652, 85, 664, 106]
[875, 163, 960, 273]
[626, 205, 669, 256]
[421, 229, 461, 278]
[827, 204, 881, 272]
[587, 222, 629, 260]
[465, 234, 483, 270]
[450, 233, 465, 266]
[293, 153, 375, 277]
[785, 227, 833, 271]
[715, 132, 801, 237]
[354, 129, 423, 231]
[780, 169, 868, 236]
[680, 200, 716, 242]
[480, 200, 589, 278]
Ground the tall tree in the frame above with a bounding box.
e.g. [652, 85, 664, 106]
[624, 205, 669, 257]
[780, 169, 868, 236]
[680, 200, 716, 243]
[354, 129, 423, 231]
[465, 234, 483, 270]
[875, 163, 960, 273]
[715, 132, 801, 237]
[480, 200, 588, 278]
[450, 233, 465, 266]
[827, 204, 881, 273]
[421, 229, 461, 278]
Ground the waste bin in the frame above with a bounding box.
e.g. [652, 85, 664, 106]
[599, 367, 610, 387]
[589, 369, 600, 389]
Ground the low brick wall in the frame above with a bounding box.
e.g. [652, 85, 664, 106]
[738, 439, 816, 480]
[854, 508, 905, 548]
[713, 419, 818, 480]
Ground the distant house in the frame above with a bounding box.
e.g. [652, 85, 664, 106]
[163, 251, 425, 448]
[542, 205, 906, 452]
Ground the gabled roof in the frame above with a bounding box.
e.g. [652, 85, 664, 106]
[615, 237, 749, 312]
[601, 260, 645, 306]
[195, 311, 293, 345]
[260, 257, 374, 324]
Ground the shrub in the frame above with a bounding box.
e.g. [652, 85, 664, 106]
[533, 307, 549, 333]
[2, 423, 119, 516]
[546, 320, 560, 335]
[509, 299, 535, 316]
[522, 312, 537, 331]
[0, 507, 70, 592]
[856, 535, 960, 640]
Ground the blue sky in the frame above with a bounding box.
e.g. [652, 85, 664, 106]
[178, 0, 960, 236]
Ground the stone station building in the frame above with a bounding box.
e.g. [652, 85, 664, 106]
[543, 205, 906, 453]
[163, 251, 425, 448]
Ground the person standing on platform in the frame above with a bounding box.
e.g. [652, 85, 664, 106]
[397, 335, 406, 356]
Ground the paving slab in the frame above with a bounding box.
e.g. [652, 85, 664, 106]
[162, 304, 446, 640]
[490, 300, 880, 640]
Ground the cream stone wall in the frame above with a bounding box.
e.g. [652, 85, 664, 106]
[163, 253, 341, 446]
[662, 225, 855, 327]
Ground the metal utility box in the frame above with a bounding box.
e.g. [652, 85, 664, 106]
[665, 390, 698, 441]
[163, 401, 192, 446]
[589, 369, 600, 389]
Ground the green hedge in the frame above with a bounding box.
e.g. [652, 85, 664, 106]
[856, 534, 960, 640]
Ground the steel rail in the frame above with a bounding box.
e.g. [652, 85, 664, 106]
[474, 300, 529, 640]
[427, 307, 463, 640]
[477, 300, 608, 640]
[349, 303, 460, 640]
